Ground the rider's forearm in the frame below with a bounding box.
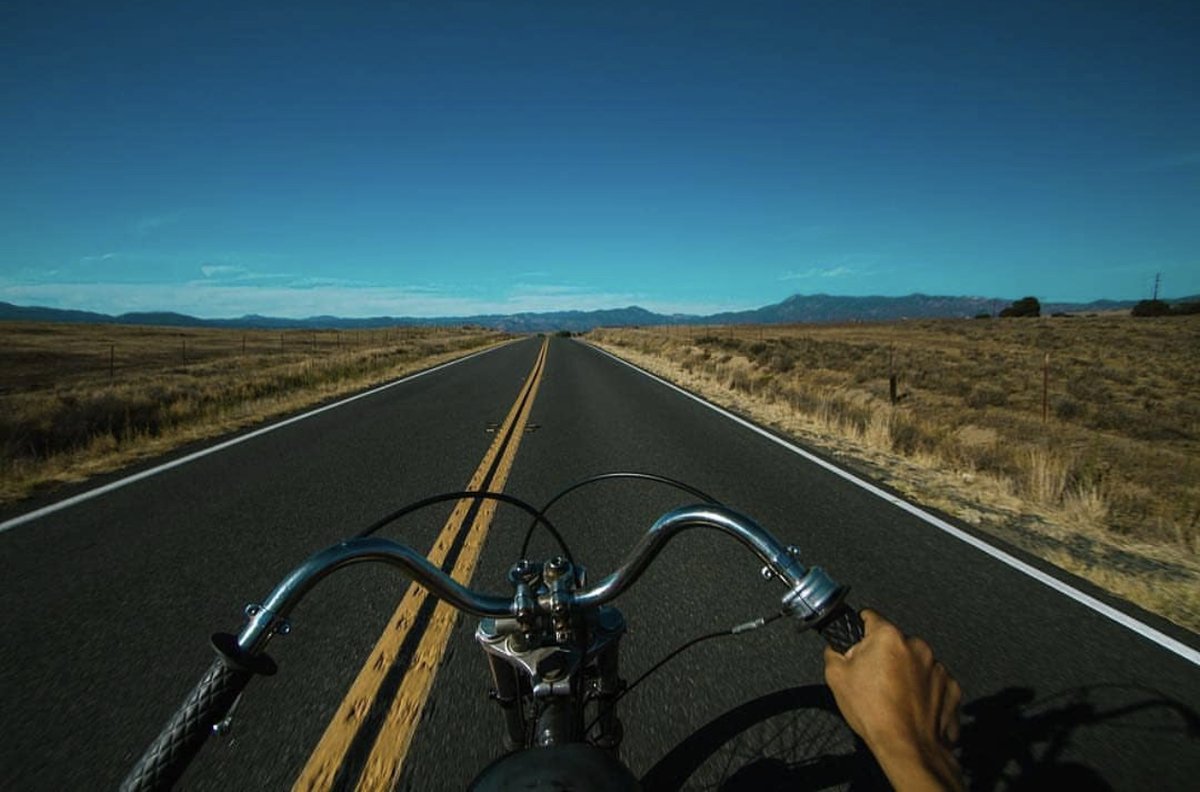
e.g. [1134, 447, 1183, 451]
[869, 736, 965, 792]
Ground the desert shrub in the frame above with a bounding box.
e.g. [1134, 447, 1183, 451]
[1053, 397, 1083, 420]
[955, 441, 1015, 478]
[1089, 405, 1137, 432]
[890, 416, 934, 455]
[1067, 376, 1111, 403]
[821, 399, 870, 436]
[1022, 448, 1073, 505]
[784, 386, 822, 414]
[1125, 419, 1190, 442]
[1097, 365, 1134, 385]
[965, 383, 1009, 408]
[767, 353, 795, 373]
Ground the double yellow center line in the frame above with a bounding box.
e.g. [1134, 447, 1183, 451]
[294, 338, 549, 791]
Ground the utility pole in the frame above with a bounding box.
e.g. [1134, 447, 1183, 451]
[1153, 272, 1161, 301]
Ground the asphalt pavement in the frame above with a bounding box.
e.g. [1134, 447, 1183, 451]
[2, 335, 1196, 790]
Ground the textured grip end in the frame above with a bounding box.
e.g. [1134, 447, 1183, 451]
[119, 657, 253, 792]
[817, 602, 865, 654]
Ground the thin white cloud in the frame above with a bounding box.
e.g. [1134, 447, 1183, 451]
[0, 279, 747, 319]
[200, 264, 247, 278]
[192, 267, 378, 290]
[132, 213, 181, 237]
[79, 252, 117, 265]
[780, 265, 856, 281]
[288, 275, 379, 289]
[509, 282, 590, 297]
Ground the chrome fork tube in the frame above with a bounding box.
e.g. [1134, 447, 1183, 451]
[484, 652, 527, 751]
[591, 641, 624, 750]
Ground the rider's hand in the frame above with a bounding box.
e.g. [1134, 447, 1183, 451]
[823, 609, 964, 792]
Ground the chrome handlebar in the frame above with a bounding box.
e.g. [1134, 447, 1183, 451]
[574, 505, 831, 610]
[122, 504, 855, 791]
[235, 504, 845, 658]
[235, 538, 513, 655]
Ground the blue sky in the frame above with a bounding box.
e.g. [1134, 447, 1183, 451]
[1, 1, 1197, 318]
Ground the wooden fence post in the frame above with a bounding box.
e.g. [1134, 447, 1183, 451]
[1043, 352, 1050, 423]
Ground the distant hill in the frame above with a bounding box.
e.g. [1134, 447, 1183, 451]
[2, 294, 1194, 333]
[709, 293, 999, 323]
[0, 302, 116, 324]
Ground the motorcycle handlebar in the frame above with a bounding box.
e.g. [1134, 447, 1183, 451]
[237, 505, 842, 653]
[121, 504, 860, 790]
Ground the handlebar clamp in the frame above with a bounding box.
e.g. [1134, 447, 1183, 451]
[780, 566, 846, 627]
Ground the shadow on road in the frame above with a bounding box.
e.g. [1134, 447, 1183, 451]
[640, 683, 1199, 791]
[961, 683, 1199, 791]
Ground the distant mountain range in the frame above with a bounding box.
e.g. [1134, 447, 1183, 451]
[1, 294, 1193, 333]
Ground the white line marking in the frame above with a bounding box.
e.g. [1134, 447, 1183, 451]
[0, 343, 510, 534]
[588, 342, 1200, 667]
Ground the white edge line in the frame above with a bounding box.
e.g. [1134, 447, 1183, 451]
[0, 342, 513, 534]
[586, 342, 1200, 667]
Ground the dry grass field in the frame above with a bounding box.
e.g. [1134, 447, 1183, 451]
[0, 322, 510, 504]
[590, 315, 1200, 632]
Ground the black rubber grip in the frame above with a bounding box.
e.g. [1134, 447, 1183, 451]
[817, 602, 865, 654]
[119, 657, 252, 792]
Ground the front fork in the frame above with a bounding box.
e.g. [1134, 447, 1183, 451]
[477, 606, 627, 753]
[482, 648, 529, 751]
[587, 639, 624, 750]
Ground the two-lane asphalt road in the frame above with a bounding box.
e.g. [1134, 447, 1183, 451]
[2, 336, 1197, 790]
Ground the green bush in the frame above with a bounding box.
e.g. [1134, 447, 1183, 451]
[1131, 299, 1171, 317]
[999, 296, 1040, 317]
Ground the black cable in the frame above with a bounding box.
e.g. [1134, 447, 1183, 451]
[582, 611, 785, 740]
[519, 472, 723, 559]
[355, 490, 575, 566]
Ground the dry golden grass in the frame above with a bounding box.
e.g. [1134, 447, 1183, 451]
[0, 322, 511, 503]
[590, 316, 1200, 632]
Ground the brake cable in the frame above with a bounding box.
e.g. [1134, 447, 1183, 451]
[356, 490, 575, 566]
[519, 472, 722, 559]
[582, 611, 786, 739]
